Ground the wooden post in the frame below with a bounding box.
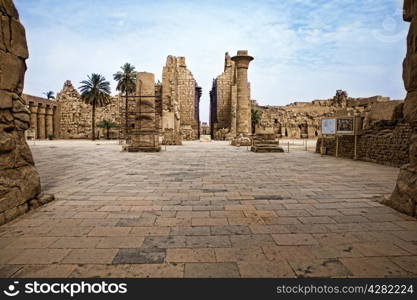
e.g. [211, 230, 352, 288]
[287, 142, 290, 153]
[335, 135, 339, 158]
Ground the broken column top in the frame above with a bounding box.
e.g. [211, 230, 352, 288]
[231, 50, 254, 67]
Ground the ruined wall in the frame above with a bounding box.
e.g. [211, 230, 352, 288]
[210, 53, 235, 138]
[253, 92, 395, 140]
[389, 0, 417, 217]
[316, 121, 412, 167]
[0, 0, 52, 225]
[161, 56, 200, 142]
[57, 81, 121, 139]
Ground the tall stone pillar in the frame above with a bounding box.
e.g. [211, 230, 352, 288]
[389, 0, 417, 217]
[124, 72, 161, 152]
[230, 85, 238, 136]
[37, 105, 46, 139]
[232, 50, 253, 136]
[53, 106, 59, 137]
[29, 103, 38, 138]
[46, 106, 54, 138]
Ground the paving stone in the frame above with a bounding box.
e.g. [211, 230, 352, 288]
[210, 225, 251, 235]
[166, 248, 216, 262]
[186, 236, 231, 248]
[288, 258, 353, 278]
[143, 236, 186, 248]
[262, 246, 316, 261]
[130, 263, 184, 277]
[113, 248, 166, 264]
[215, 247, 266, 262]
[130, 227, 170, 236]
[116, 218, 156, 227]
[62, 249, 118, 264]
[10, 249, 71, 264]
[184, 262, 239, 278]
[340, 257, 412, 277]
[70, 264, 132, 278]
[389, 256, 417, 275]
[97, 237, 145, 248]
[238, 261, 295, 277]
[170, 226, 211, 236]
[13, 265, 76, 278]
[230, 235, 275, 248]
[0, 265, 22, 277]
[272, 234, 319, 246]
[49, 237, 101, 249]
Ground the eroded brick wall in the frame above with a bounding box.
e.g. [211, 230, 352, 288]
[316, 122, 412, 167]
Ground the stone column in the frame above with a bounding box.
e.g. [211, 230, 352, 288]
[53, 106, 59, 137]
[29, 103, 38, 138]
[230, 85, 238, 136]
[390, 0, 417, 217]
[37, 105, 46, 139]
[232, 50, 253, 136]
[46, 106, 54, 138]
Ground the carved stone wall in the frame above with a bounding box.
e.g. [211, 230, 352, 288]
[0, 0, 53, 225]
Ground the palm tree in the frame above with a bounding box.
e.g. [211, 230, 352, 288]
[79, 74, 111, 141]
[251, 109, 261, 134]
[44, 91, 55, 99]
[97, 120, 118, 140]
[113, 63, 137, 139]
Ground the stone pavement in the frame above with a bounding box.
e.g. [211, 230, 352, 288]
[0, 140, 416, 278]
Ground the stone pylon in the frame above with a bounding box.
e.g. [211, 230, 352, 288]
[232, 50, 253, 136]
[389, 0, 417, 217]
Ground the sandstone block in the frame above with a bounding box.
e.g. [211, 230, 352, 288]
[10, 17, 28, 58]
[403, 92, 417, 125]
[0, 90, 13, 108]
[0, 50, 26, 93]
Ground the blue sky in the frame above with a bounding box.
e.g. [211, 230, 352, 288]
[16, 0, 407, 122]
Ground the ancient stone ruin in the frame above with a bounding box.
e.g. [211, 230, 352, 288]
[0, 0, 53, 225]
[23, 56, 201, 143]
[388, 0, 417, 217]
[124, 72, 161, 152]
[210, 51, 253, 145]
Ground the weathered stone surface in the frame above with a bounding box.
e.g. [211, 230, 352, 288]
[403, 91, 417, 125]
[389, 166, 417, 216]
[0, 0, 19, 19]
[0, 50, 26, 93]
[10, 17, 28, 59]
[0, 0, 44, 225]
[161, 56, 200, 142]
[390, 0, 417, 218]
